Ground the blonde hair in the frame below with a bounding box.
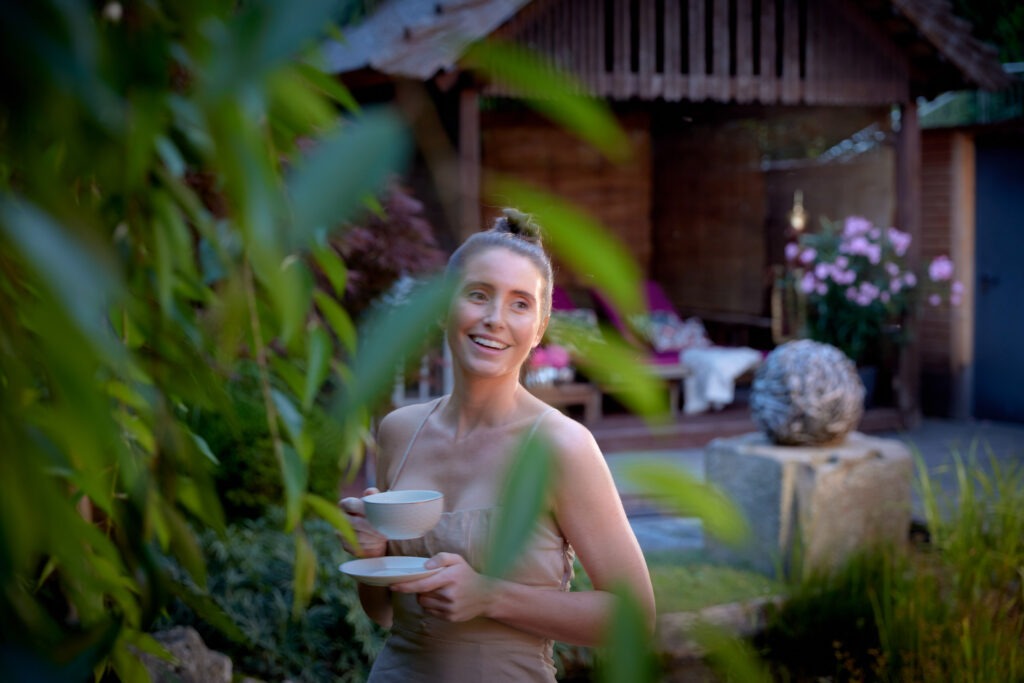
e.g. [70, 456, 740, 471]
[447, 208, 554, 318]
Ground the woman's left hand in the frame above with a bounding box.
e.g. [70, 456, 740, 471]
[390, 552, 496, 622]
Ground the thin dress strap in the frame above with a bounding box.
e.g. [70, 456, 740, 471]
[388, 396, 446, 490]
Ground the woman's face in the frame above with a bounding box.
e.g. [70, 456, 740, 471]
[447, 247, 549, 380]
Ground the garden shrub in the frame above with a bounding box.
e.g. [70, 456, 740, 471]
[190, 363, 351, 520]
[159, 508, 384, 682]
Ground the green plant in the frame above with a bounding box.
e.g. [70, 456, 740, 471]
[755, 445, 1024, 682]
[788, 216, 962, 364]
[159, 508, 384, 682]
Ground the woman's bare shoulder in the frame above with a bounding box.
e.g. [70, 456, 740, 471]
[531, 407, 601, 463]
[377, 398, 444, 447]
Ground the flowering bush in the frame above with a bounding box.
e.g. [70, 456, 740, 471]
[786, 216, 963, 364]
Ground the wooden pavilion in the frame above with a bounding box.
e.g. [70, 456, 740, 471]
[324, 0, 1010, 426]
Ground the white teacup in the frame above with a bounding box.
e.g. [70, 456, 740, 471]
[363, 490, 444, 540]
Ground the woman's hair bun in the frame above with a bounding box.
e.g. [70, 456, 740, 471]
[493, 207, 542, 245]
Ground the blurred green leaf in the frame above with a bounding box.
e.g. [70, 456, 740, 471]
[295, 61, 361, 113]
[287, 108, 410, 247]
[485, 432, 553, 579]
[272, 389, 313, 462]
[304, 493, 359, 549]
[488, 178, 644, 319]
[690, 621, 773, 683]
[280, 444, 308, 532]
[624, 461, 750, 545]
[598, 583, 660, 683]
[550, 318, 665, 419]
[302, 323, 332, 411]
[335, 274, 453, 422]
[292, 529, 317, 617]
[0, 196, 119, 359]
[464, 40, 631, 162]
[277, 255, 314, 347]
[165, 506, 207, 588]
[311, 243, 348, 297]
[314, 290, 357, 355]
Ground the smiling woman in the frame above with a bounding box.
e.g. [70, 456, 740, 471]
[339, 209, 655, 682]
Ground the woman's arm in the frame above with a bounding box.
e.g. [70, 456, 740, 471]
[392, 416, 655, 646]
[339, 409, 409, 628]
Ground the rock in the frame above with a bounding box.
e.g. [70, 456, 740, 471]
[704, 432, 912, 576]
[750, 340, 864, 446]
[140, 626, 232, 683]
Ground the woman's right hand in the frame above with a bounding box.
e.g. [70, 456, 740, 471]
[338, 487, 388, 558]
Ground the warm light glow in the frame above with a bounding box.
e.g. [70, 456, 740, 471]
[789, 190, 807, 232]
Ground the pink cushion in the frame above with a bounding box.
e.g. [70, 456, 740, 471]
[552, 286, 576, 312]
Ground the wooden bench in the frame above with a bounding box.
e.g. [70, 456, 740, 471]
[527, 382, 602, 424]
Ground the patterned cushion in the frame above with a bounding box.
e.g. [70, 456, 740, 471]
[631, 311, 711, 353]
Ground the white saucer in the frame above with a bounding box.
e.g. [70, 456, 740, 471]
[340, 556, 441, 586]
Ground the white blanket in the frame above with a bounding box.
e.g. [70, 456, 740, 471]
[681, 346, 762, 415]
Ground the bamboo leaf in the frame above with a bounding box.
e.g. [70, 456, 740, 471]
[463, 40, 630, 162]
[303, 493, 359, 549]
[292, 529, 317, 618]
[485, 432, 553, 579]
[623, 461, 750, 545]
[271, 389, 312, 462]
[311, 243, 348, 297]
[314, 290, 357, 355]
[689, 621, 773, 683]
[286, 108, 410, 247]
[335, 274, 453, 423]
[302, 323, 332, 411]
[295, 61, 361, 113]
[599, 583, 659, 683]
[280, 444, 308, 532]
[487, 178, 644, 319]
[0, 196, 119, 360]
[165, 506, 207, 587]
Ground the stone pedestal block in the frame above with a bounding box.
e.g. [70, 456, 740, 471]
[704, 432, 912, 576]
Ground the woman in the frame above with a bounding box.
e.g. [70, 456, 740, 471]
[340, 209, 655, 681]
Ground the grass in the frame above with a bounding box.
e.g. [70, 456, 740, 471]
[754, 445, 1024, 682]
[645, 550, 783, 614]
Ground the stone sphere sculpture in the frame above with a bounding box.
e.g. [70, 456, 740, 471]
[750, 339, 864, 446]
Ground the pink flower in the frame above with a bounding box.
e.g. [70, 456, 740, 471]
[904, 272, 917, 287]
[950, 293, 962, 306]
[928, 255, 954, 282]
[815, 283, 828, 296]
[889, 278, 903, 293]
[529, 347, 550, 369]
[799, 248, 817, 265]
[887, 228, 912, 257]
[835, 255, 849, 269]
[815, 263, 830, 280]
[800, 272, 817, 294]
[928, 294, 942, 307]
[952, 280, 964, 294]
[843, 216, 872, 237]
[885, 262, 900, 277]
[785, 242, 800, 261]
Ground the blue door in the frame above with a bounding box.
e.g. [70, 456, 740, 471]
[974, 140, 1024, 422]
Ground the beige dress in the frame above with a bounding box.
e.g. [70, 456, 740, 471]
[367, 399, 574, 683]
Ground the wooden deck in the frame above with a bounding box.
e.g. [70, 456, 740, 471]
[590, 401, 905, 454]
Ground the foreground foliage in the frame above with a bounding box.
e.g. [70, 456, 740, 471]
[756, 448, 1024, 682]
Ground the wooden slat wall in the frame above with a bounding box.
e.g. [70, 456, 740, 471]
[480, 110, 653, 284]
[651, 118, 766, 315]
[491, 0, 910, 106]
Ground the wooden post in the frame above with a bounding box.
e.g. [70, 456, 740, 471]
[949, 132, 976, 419]
[896, 101, 921, 427]
[459, 87, 480, 241]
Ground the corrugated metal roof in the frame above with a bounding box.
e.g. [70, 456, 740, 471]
[321, 0, 533, 80]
